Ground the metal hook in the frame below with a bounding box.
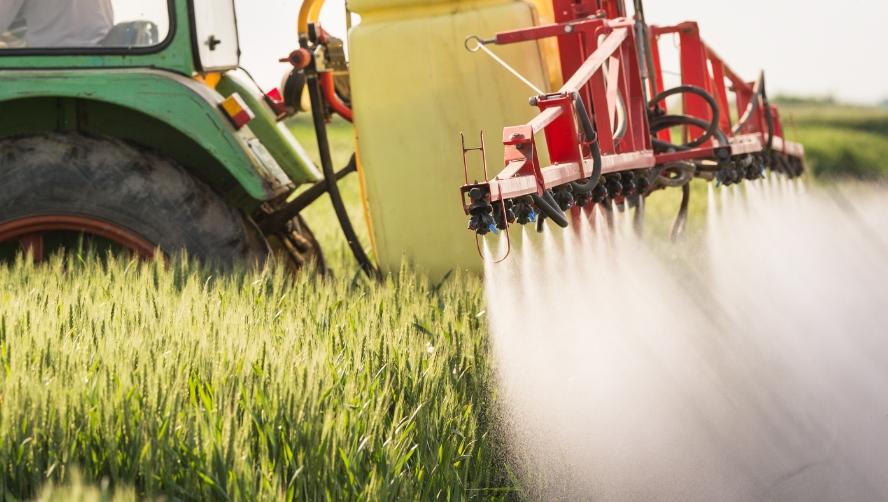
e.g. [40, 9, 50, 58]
[464, 35, 494, 53]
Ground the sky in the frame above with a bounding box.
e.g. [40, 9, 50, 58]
[235, 0, 888, 105]
[234, 0, 351, 92]
[639, 0, 888, 105]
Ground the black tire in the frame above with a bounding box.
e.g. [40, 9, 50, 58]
[0, 133, 267, 267]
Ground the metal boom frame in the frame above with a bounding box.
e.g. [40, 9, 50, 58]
[460, 0, 805, 240]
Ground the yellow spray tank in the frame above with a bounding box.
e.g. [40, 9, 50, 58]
[348, 0, 556, 279]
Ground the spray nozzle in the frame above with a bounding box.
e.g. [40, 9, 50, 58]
[605, 175, 624, 198]
[553, 186, 576, 211]
[513, 196, 537, 225]
[620, 172, 638, 197]
[592, 183, 609, 203]
[467, 187, 496, 235]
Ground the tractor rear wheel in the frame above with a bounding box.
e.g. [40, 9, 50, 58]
[0, 133, 267, 267]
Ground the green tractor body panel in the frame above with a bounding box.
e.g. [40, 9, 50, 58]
[0, 0, 318, 208]
[216, 71, 322, 186]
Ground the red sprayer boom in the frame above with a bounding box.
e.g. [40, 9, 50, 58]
[460, 0, 804, 246]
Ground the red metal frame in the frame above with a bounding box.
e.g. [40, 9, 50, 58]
[460, 0, 805, 219]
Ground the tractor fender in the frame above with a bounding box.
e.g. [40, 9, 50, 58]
[0, 68, 292, 202]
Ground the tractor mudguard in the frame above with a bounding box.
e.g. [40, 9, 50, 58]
[0, 68, 292, 202]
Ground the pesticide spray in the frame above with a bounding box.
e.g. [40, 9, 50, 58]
[483, 177, 888, 501]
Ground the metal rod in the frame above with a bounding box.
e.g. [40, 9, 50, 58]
[529, 107, 563, 135]
[560, 27, 629, 94]
[258, 156, 356, 233]
[467, 35, 545, 95]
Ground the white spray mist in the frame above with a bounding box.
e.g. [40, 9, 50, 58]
[484, 180, 888, 501]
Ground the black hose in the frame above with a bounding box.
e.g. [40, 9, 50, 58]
[649, 85, 721, 150]
[633, 0, 659, 101]
[306, 72, 380, 279]
[643, 87, 725, 243]
[573, 92, 597, 142]
[535, 213, 546, 233]
[531, 190, 569, 228]
[632, 194, 645, 235]
[570, 93, 603, 194]
[651, 115, 729, 151]
[761, 83, 775, 150]
[543, 190, 569, 227]
[571, 141, 603, 193]
[670, 183, 691, 241]
[653, 161, 696, 188]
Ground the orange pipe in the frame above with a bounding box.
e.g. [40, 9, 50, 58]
[321, 72, 353, 122]
[299, 0, 353, 121]
[298, 0, 325, 37]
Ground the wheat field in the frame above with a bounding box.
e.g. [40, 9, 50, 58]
[0, 254, 509, 500]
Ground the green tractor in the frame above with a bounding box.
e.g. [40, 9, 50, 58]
[0, 0, 563, 278]
[0, 0, 374, 273]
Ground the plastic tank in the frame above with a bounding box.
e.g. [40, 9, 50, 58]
[349, 0, 551, 279]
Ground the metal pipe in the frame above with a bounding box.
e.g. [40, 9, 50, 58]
[298, 0, 324, 37]
[524, 26, 630, 137]
[670, 183, 691, 241]
[258, 156, 356, 233]
[321, 72, 353, 122]
[531, 191, 569, 228]
[732, 72, 774, 149]
[560, 27, 629, 94]
[633, 0, 659, 102]
[530, 107, 563, 135]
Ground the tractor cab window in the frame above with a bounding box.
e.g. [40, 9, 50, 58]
[0, 0, 170, 50]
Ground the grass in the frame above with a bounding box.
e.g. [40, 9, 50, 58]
[777, 100, 888, 180]
[33, 471, 137, 501]
[0, 254, 505, 500]
[2, 116, 513, 501]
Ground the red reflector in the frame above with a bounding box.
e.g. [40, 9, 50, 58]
[266, 87, 283, 103]
[264, 88, 288, 119]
